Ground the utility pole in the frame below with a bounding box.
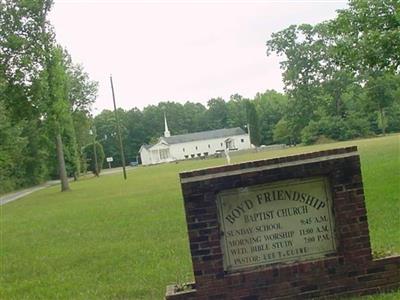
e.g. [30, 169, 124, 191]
[247, 123, 252, 147]
[90, 128, 99, 177]
[245, 100, 252, 148]
[110, 75, 127, 180]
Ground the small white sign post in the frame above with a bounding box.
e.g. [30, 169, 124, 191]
[106, 157, 113, 169]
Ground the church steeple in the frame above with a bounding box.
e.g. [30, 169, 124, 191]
[164, 112, 171, 137]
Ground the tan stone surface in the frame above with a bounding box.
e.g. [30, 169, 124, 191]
[217, 177, 336, 271]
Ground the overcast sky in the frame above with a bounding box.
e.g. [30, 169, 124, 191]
[49, 0, 347, 113]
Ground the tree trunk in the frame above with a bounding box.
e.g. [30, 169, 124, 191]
[93, 140, 99, 177]
[56, 133, 70, 191]
[378, 104, 386, 135]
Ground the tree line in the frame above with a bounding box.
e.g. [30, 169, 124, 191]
[95, 0, 399, 167]
[266, 0, 400, 144]
[1, 0, 98, 193]
[94, 91, 287, 167]
[1, 0, 399, 194]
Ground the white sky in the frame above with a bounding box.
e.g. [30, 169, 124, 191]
[49, 0, 347, 113]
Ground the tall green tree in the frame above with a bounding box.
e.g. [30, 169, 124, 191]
[183, 102, 207, 133]
[124, 108, 145, 163]
[266, 24, 327, 140]
[245, 100, 261, 146]
[254, 90, 288, 145]
[94, 110, 121, 166]
[226, 94, 248, 128]
[82, 141, 105, 175]
[365, 72, 400, 135]
[44, 46, 79, 190]
[329, 0, 400, 75]
[64, 55, 98, 171]
[65, 61, 98, 113]
[0, 0, 98, 193]
[267, 0, 400, 143]
[0, 100, 28, 193]
[206, 98, 228, 130]
[0, 0, 55, 191]
[273, 119, 292, 145]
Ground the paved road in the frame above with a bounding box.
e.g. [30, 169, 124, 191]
[0, 180, 60, 206]
[101, 167, 125, 175]
[0, 167, 127, 206]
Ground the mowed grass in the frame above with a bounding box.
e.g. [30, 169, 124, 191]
[1, 134, 399, 299]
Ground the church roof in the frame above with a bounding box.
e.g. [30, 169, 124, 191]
[139, 144, 152, 151]
[161, 127, 246, 145]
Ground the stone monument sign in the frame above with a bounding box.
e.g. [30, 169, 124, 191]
[218, 177, 336, 271]
[166, 146, 400, 299]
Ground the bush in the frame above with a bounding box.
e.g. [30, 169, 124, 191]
[272, 119, 292, 144]
[386, 101, 400, 133]
[82, 142, 105, 175]
[301, 115, 371, 145]
[301, 120, 321, 145]
[343, 114, 371, 139]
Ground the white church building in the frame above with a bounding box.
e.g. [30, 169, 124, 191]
[139, 115, 251, 165]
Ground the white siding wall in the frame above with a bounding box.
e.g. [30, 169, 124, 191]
[141, 134, 251, 165]
[149, 143, 174, 164]
[139, 148, 152, 165]
[169, 134, 250, 160]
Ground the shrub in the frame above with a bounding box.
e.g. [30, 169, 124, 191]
[301, 115, 371, 145]
[82, 141, 105, 174]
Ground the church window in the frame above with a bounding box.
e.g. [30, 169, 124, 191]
[183, 148, 185, 152]
[195, 146, 198, 150]
[241, 139, 244, 143]
[220, 142, 223, 146]
[208, 144, 210, 148]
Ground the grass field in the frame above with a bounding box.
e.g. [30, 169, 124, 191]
[1, 135, 399, 299]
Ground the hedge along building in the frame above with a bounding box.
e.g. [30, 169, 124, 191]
[139, 114, 251, 165]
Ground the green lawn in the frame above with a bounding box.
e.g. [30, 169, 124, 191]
[1, 135, 399, 299]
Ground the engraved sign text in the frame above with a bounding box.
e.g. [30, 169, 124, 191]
[217, 177, 336, 271]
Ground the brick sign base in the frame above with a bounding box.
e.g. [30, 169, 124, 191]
[166, 147, 400, 299]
